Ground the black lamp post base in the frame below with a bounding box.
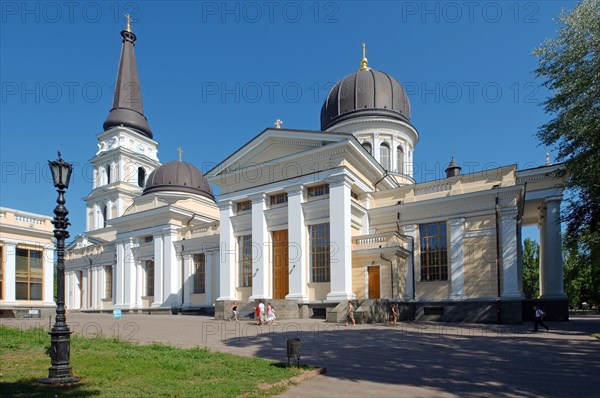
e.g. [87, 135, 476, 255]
[39, 375, 81, 385]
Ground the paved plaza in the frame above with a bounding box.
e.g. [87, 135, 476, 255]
[2, 313, 599, 397]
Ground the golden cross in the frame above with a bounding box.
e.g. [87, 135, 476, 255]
[362, 42, 366, 59]
[177, 146, 183, 161]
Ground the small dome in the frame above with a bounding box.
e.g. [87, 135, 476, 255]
[143, 160, 214, 199]
[320, 69, 411, 130]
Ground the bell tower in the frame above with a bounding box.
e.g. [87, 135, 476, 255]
[84, 17, 160, 231]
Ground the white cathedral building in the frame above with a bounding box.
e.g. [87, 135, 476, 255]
[63, 23, 568, 323]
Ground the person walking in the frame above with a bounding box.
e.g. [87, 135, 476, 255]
[390, 303, 399, 325]
[534, 306, 549, 331]
[258, 301, 266, 325]
[345, 301, 356, 326]
[230, 302, 239, 321]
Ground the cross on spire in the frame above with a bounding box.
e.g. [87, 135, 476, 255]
[360, 42, 369, 71]
[125, 14, 132, 32]
[274, 119, 283, 129]
[177, 146, 183, 161]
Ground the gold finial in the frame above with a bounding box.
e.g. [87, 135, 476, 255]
[360, 42, 369, 71]
[125, 14, 132, 32]
[177, 146, 183, 161]
[274, 119, 283, 129]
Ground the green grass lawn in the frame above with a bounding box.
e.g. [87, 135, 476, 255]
[0, 325, 306, 397]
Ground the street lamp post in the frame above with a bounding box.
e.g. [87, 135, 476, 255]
[40, 152, 80, 384]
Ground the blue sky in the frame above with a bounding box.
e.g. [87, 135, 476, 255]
[0, 1, 576, 238]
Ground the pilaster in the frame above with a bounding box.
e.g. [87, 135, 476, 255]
[402, 224, 417, 300]
[500, 209, 521, 298]
[205, 251, 214, 305]
[3, 242, 17, 304]
[449, 218, 466, 298]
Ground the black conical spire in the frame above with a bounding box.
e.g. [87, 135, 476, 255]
[103, 17, 153, 139]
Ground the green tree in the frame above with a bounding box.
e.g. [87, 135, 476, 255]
[534, 0, 600, 308]
[522, 238, 540, 299]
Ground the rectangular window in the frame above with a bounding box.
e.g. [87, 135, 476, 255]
[309, 223, 330, 282]
[239, 235, 252, 287]
[269, 193, 288, 206]
[193, 253, 206, 294]
[236, 200, 252, 213]
[145, 260, 155, 296]
[105, 266, 113, 299]
[419, 222, 448, 281]
[307, 184, 329, 198]
[15, 247, 43, 300]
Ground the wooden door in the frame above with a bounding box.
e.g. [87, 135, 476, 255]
[368, 266, 380, 299]
[273, 230, 289, 299]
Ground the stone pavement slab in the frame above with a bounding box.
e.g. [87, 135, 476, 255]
[3, 314, 599, 397]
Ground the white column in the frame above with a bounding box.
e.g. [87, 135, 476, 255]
[81, 268, 89, 309]
[217, 201, 236, 300]
[115, 242, 125, 306]
[119, 159, 125, 183]
[3, 242, 17, 304]
[360, 193, 371, 235]
[500, 209, 521, 298]
[326, 176, 355, 301]
[96, 267, 104, 307]
[90, 267, 98, 309]
[390, 137, 397, 173]
[286, 185, 307, 301]
[42, 245, 55, 305]
[152, 234, 164, 306]
[122, 238, 136, 307]
[182, 254, 192, 307]
[540, 197, 566, 298]
[205, 251, 213, 305]
[402, 224, 417, 300]
[162, 228, 180, 306]
[449, 218, 466, 298]
[250, 193, 269, 300]
[373, 133, 381, 167]
[135, 261, 143, 308]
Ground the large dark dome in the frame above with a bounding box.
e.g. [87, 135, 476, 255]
[320, 68, 411, 130]
[143, 160, 214, 200]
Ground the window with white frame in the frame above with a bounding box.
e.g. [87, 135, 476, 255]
[193, 253, 206, 293]
[396, 145, 404, 174]
[380, 143, 390, 170]
[309, 223, 330, 282]
[238, 235, 252, 287]
[419, 222, 448, 281]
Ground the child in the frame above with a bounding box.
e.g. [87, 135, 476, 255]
[267, 303, 277, 324]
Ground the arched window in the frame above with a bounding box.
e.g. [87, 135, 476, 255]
[380, 143, 390, 170]
[397, 145, 404, 174]
[362, 142, 372, 155]
[138, 167, 146, 188]
[102, 205, 108, 228]
[105, 164, 111, 184]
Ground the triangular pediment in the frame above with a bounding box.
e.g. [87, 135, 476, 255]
[207, 128, 352, 176]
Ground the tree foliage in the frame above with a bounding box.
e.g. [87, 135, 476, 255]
[534, 0, 600, 307]
[522, 238, 540, 299]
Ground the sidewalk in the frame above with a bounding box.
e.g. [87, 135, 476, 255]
[3, 314, 599, 397]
